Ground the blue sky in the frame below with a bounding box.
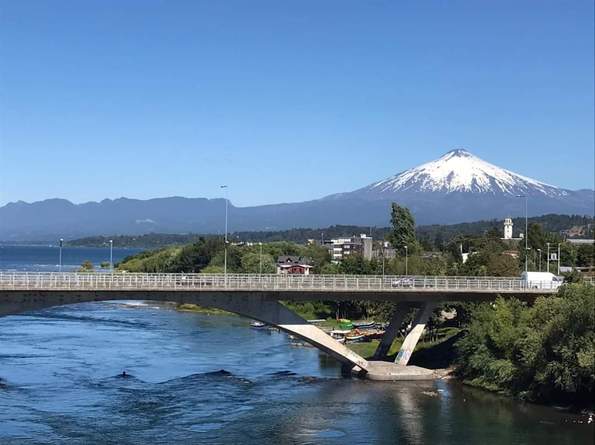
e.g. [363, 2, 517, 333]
[1, 0, 593, 207]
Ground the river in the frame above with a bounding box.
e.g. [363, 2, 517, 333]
[0, 246, 592, 444]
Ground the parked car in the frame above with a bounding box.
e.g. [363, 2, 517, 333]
[391, 278, 414, 288]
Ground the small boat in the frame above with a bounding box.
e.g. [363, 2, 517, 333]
[362, 329, 385, 340]
[330, 329, 351, 336]
[353, 320, 376, 329]
[250, 321, 266, 328]
[345, 334, 366, 343]
[338, 319, 353, 330]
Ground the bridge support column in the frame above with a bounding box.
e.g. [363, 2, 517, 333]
[394, 302, 436, 366]
[193, 295, 370, 373]
[372, 302, 411, 360]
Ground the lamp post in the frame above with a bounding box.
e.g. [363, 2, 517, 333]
[382, 244, 385, 278]
[537, 248, 541, 271]
[109, 239, 113, 272]
[546, 242, 550, 273]
[58, 238, 63, 272]
[220, 185, 229, 282]
[404, 245, 408, 276]
[516, 195, 528, 272]
[259, 242, 263, 275]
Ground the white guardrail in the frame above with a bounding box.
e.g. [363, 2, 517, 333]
[0, 272, 586, 292]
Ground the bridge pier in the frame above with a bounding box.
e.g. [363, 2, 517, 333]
[0, 286, 446, 380]
[395, 302, 436, 366]
[372, 302, 412, 360]
[175, 295, 371, 373]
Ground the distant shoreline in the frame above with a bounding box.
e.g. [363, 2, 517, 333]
[7, 213, 591, 249]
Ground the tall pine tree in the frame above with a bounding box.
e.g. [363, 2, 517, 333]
[389, 203, 417, 250]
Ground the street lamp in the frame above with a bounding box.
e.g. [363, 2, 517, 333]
[381, 243, 385, 278]
[220, 185, 229, 282]
[546, 242, 550, 273]
[404, 245, 408, 276]
[109, 239, 113, 272]
[516, 195, 528, 272]
[537, 248, 541, 271]
[259, 242, 263, 275]
[58, 238, 64, 272]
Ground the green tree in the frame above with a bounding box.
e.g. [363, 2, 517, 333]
[455, 284, 595, 404]
[576, 243, 594, 267]
[240, 252, 276, 273]
[527, 223, 547, 251]
[389, 203, 417, 251]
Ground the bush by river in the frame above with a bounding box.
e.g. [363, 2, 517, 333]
[455, 283, 594, 407]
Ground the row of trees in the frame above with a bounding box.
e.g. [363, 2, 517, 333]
[456, 284, 594, 405]
[116, 202, 592, 321]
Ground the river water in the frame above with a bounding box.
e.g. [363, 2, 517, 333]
[0, 246, 593, 444]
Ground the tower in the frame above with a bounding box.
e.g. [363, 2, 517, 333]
[503, 218, 513, 240]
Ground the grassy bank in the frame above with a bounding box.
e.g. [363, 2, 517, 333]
[347, 326, 462, 367]
[176, 304, 234, 316]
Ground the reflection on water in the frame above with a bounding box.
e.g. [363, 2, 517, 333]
[0, 302, 592, 444]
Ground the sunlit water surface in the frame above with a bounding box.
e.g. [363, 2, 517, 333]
[0, 246, 593, 444]
[0, 303, 592, 444]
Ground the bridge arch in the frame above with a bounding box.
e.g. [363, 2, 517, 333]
[0, 290, 370, 373]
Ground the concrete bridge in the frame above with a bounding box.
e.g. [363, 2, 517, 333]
[0, 272, 566, 380]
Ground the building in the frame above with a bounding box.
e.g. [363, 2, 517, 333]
[372, 241, 397, 260]
[276, 256, 313, 275]
[325, 234, 373, 262]
[503, 217, 513, 240]
[501, 217, 523, 241]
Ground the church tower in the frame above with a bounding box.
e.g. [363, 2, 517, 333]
[503, 218, 513, 240]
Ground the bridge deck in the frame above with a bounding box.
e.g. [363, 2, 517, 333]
[0, 272, 572, 295]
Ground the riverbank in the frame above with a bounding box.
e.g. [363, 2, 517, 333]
[176, 304, 234, 316]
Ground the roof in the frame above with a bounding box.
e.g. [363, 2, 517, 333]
[277, 255, 312, 266]
[567, 239, 594, 245]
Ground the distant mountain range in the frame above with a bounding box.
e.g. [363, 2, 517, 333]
[1, 149, 593, 242]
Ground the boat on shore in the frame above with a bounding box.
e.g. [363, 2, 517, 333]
[345, 333, 366, 343]
[353, 320, 376, 329]
[337, 319, 353, 330]
[329, 329, 351, 343]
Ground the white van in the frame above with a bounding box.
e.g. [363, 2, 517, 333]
[520, 271, 564, 290]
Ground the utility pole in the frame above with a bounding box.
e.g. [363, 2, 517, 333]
[557, 243, 561, 275]
[109, 239, 113, 272]
[259, 242, 263, 275]
[221, 185, 229, 283]
[546, 243, 550, 273]
[382, 244, 385, 279]
[537, 248, 541, 271]
[59, 238, 63, 272]
[404, 245, 408, 276]
[516, 195, 528, 272]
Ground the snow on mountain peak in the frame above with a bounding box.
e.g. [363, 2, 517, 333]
[368, 149, 564, 196]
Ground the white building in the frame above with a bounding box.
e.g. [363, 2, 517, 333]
[326, 234, 373, 263]
[503, 217, 513, 240]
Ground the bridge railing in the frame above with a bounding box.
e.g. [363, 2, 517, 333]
[0, 272, 581, 293]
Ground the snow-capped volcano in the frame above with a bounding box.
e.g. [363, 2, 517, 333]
[366, 149, 565, 196]
[1, 148, 592, 240]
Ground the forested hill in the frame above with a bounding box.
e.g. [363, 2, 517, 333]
[66, 214, 593, 248]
